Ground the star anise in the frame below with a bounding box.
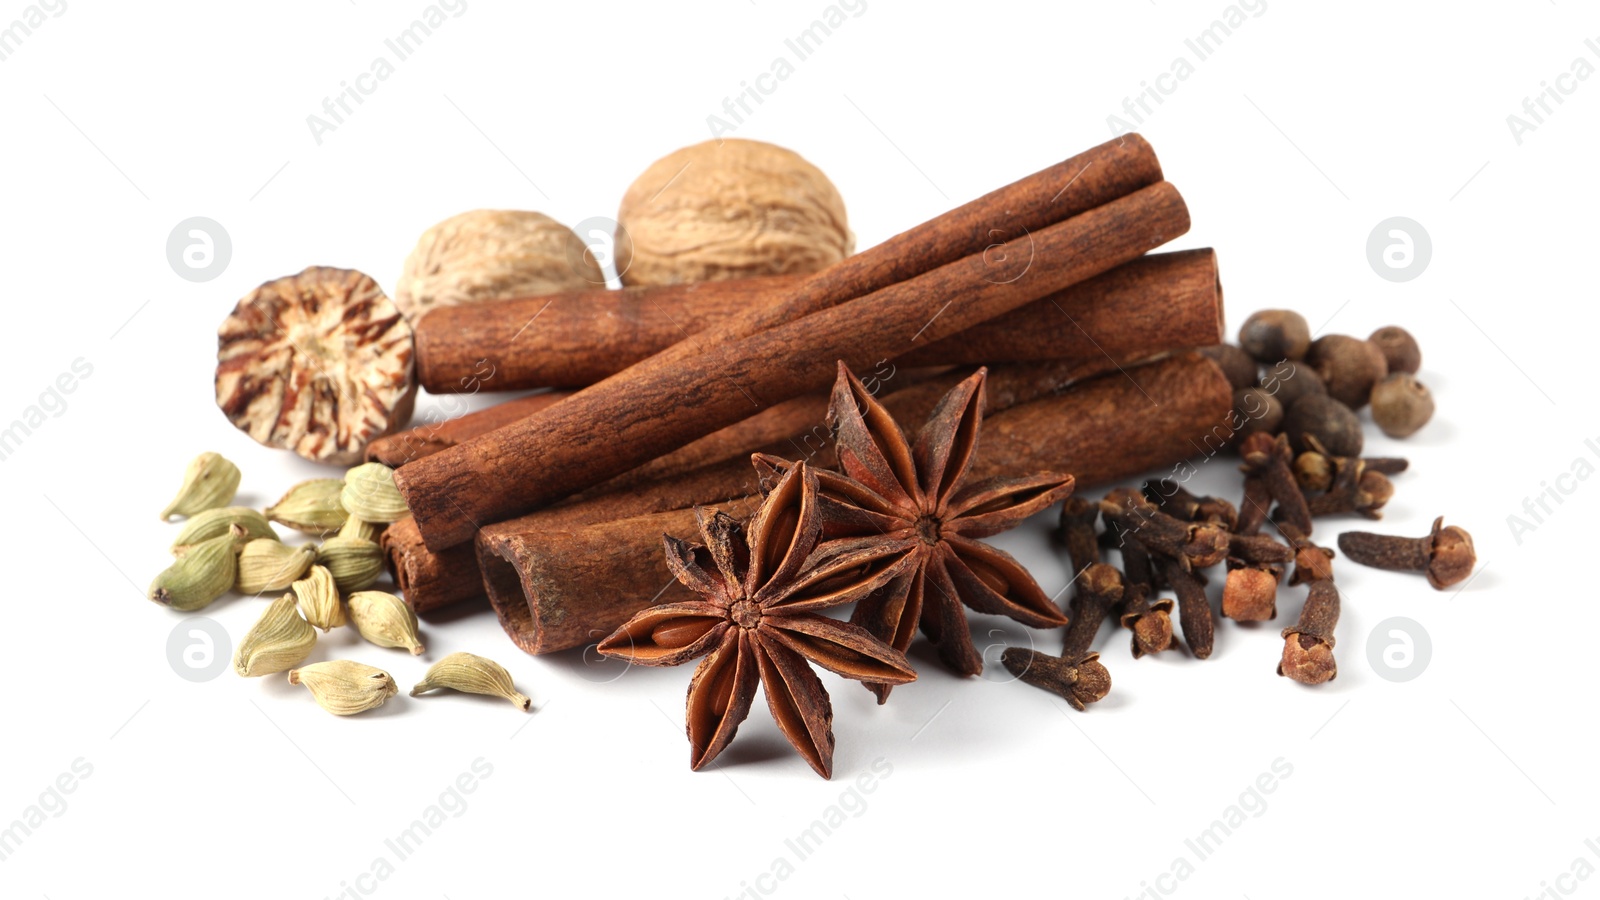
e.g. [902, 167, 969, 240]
[597, 461, 917, 779]
[755, 363, 1075, 701]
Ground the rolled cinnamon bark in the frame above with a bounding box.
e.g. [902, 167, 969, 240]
[481, 352, 1232, 655]
[397, 180, 1191, 550]
[415, 250, 1219, 392]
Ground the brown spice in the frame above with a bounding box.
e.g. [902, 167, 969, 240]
[1222, 558, 1283, 621]
[1279, 579, 1339, 685]
[1337, 517, 1475, 590]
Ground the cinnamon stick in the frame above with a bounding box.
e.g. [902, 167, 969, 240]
[398, 179, 1191, 550]
[365, 391, 569, 468]
[482, 351, 1231, 655]
[415, 250, 1219, 392]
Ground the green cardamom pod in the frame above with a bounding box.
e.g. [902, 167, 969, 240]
[316, 536, 383, 593]
[265, 478, 348, 536]
[288, 660, 398, 715]
[148, 525, 244, 610]
[411, 652, 531, 711]
[347, 590, 424, 655]
[236, 539, 317, 595]
[337, 514, 382, 544]
[291, 565, 346, 631]
[171, 507, 277, 554]
[160, 452, 241, 521]
[234, 593, 317, 677]
[340, 463, 410, 524]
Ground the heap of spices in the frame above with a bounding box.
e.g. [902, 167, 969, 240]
[597, 462, 916, 778]
[753, 364, 1074, 695]
[1337, 517, 1475, 590]
[160, 452, 240, 521]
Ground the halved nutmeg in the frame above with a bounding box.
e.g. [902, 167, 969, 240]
[215, 267, 416, 465]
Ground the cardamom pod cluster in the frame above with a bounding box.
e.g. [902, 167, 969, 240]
[340, 463, 410, 523]
[347, 590, 424, 654]
[411, 652, 531, 711]
[236, 539, 317, 595]
[149, 525, 245, 610]
[266, 478, 348, 536]
[291, 565, 346, 631]
[234, 594, 317, 677]
[317, 536, 383, 593]
[160, 452, 241, 521]
[288, 660, 398, 715]
[171, 507, 277, 553]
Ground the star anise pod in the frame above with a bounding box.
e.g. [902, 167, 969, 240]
[755, 363, 1075, 701]
[597, 461, 917, 779]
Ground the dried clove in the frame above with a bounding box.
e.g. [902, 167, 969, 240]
[1278, 579, 1339, 685]
[1299, 457, 1393, 520]
[1239, 433, 1313, 536]
[1058, 496, 1102, 576]
[1226, 531, 1294, 565]
[1235, 468, 1275, 536]
[1221, 557, 1283, 621]
[1280, 526, 1336, 586]
[1292, 435, 1407, 493]
[1000, 648, 1111, 712]
[1112, 527, 1175, 658]
[1143, 481, 1238, 530]
[1100, 488, 1228, 572]
[1155, 553, 1214, 659]
[1337, 517, 1475, 590]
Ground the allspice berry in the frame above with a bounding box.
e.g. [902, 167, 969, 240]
[1238, 309, 1312, 362]
[1306, 334, 1388, 409]
[1369, 373, 1434, 438]
[1368, 326, 1422, 374]
[1199, 344, 1259, 391]
[394, 210, 603, 319]
[1232, 387, 1284, 440]
[1258, 361, 1326, 410]
[1283, 395, 1363, 458]
[615, 139, 853, 286]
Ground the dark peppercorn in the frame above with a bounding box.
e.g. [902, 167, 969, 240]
[1306, 334, 1388, 409]
[1283, 394, 1363, 457]
[1368, 325, 1422, 374]
[1370, 373, 1434, 438]
[1199, 344, 1260, 391]
[1238, 309, 1312, 362]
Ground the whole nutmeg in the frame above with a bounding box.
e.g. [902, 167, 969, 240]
[1258, 360, 1326, 410]
[1368, 325, 1422, 374]
[1199, 344, 1259, 391]
[1238, 309, 1312, 362]
[1283, 394, 1363, 458]
[1370, 372, 1435, 438]
[1232, 387, 1284, 440]
[614, 139, 853, 286]
[394, 210, 602, 319]
[1306, 334, 1388, 409]
[216, 267, 415, 465]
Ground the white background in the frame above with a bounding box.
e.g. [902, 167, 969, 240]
[1, 2, 1595, 898]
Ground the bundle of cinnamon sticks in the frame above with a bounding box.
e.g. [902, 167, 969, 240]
[380, 135, 1238, 655]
